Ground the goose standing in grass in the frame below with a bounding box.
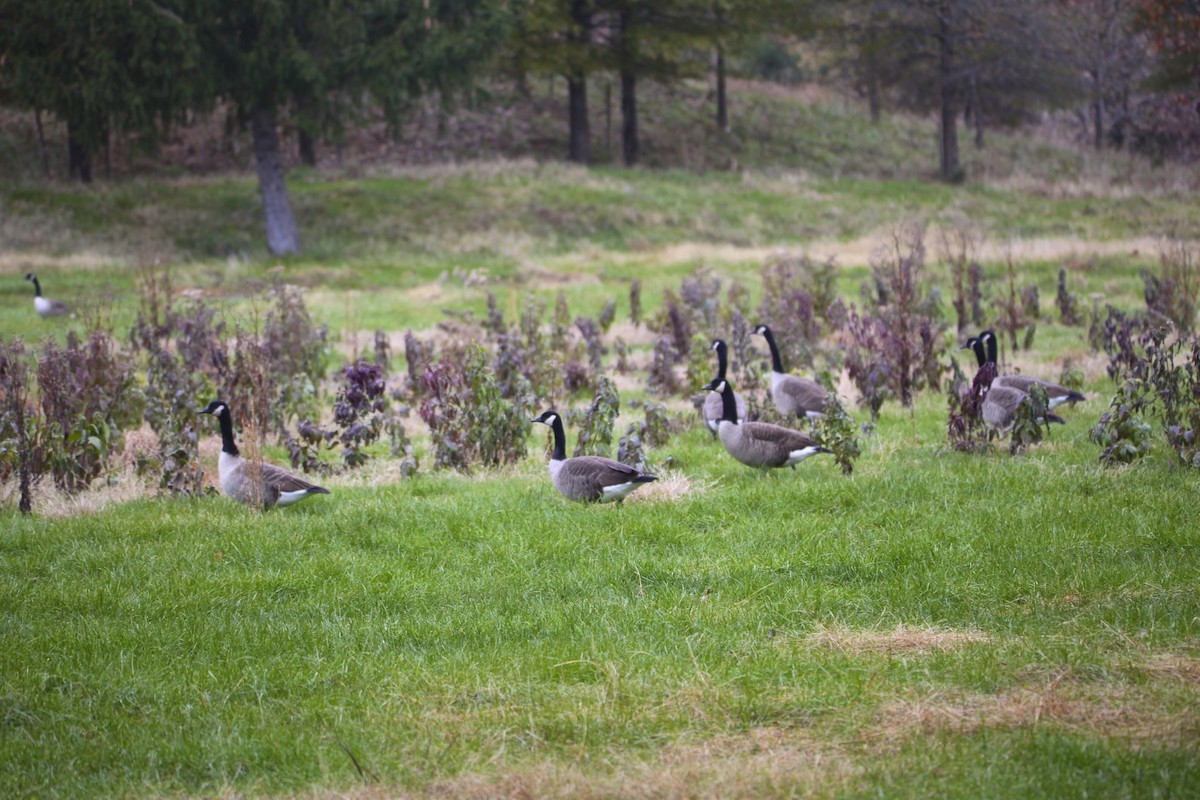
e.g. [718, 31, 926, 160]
[980, 329, 1086, 409]
[703, 378, 831, 470]
[532, 410, 656, 502]
[24, 273, 70, 318]
[702, 339, 746, 435]
[753, 324, 828, 419]
[199, 400, 330, 508]
[960, 338, 1065, 430]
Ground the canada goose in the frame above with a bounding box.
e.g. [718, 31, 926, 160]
[532, 410, 656, 502]
[979, 330, 1085, 409]
[24, 273, 69, 317]
[198, 400, 330, 508]
[961, 338, 1065, 429]
[752, 324, 828, 419]
[702, 339, 746, 434]
[703, 378, 831, 469]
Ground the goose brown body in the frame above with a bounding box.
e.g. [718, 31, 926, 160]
[753, 324, 828, 419]
[200, 401, 330, 508]
[533, 411, 656, 502]
[24, 273, 69, 318]
[976, 330, 1085, 409]
[960, 338, 1065, 429]
[704, 379, 830, 469]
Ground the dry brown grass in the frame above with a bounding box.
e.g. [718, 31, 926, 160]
[871, 669, 1199, 747]
[803, 623, 992, 656]
[625, 468, 710, 505]
[1141, 654, 1200, 686]
[296, 727, 861, 800]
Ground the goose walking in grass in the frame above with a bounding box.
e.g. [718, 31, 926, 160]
[24, 273, 70, 318]
[702, 339, 746, 435]
[199, 400, 330, 508]
[703, 378, 831, 470]
[532, 410, 656, 502]
[979, 329, 1086, 409]
[753, 324, 828, 419]
[960, 338, 1065, 430]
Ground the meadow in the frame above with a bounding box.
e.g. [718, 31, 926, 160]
[1, 94, 1199, 797]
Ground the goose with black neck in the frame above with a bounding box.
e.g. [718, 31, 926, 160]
[532, 410, 656, 502]
[199, 400, 330, 508]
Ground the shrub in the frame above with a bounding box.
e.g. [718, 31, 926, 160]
[647, 335, 681, 397]
[680, 267, 722, 334]
[938, 221, 984, 334]
[1143, 238, 1199, 332]
[840, 224, 945, 416]
[1056, 267, 1082, 326]
[1091, 379, 1154, 465]
[994, 253, 1036, 351]
[812, 394, 861, 475]
[758, 254, 830, 370]
[629, 279, 643, 328]
[1009, 383, 1053, 455]
[419, 344, 529, 471]
[404, 330, 435, 398]
[946, 357, 995, 455]
[572, 376, 620, 457]
[260, 282, 328, 439]
[36, 331, 136, 493]
[0, 339, 35, 512]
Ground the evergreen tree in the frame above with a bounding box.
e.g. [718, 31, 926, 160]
[0, 0, 199, 182]
[181, 0, 508, 254]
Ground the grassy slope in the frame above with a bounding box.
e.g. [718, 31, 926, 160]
[1, 85, 1199, 797]
[2, 399, 1198, 798]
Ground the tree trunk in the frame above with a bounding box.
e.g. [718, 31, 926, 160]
[297, 93, 318, 167]
[970, 76, 984, 148]
[865, 29, 881, 124]
[621, 72, 638, 166]
[566, 0, 592, 164]
[1092, 98, 1104, 150]
[716, 47, 729, 131]
[67, 120, 92, 184]
[568, 76, 591, 164]
[605, 80, 612, 153]
[937, 2, 961, 182]
[251, 107, 301, 255]
[34, 109, 50, 179]
[298, 129, 317, 167]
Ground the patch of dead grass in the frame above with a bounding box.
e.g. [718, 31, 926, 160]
[626, 468, 709, 505]
[411, 727, 860, 800]
[872, 669, 1200, 747]
[805, 623, 992, 656]
[1141, 654, 1200, 685]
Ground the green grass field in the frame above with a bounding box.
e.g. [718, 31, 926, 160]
[2, 94, 1199, 797]
[3, 398, 1198, 798]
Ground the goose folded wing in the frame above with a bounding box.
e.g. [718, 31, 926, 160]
[561, 456, 645, 494]
[781, 378, 828, 411]
[261, 462, 330, 494]
[738, 422, 819, 451]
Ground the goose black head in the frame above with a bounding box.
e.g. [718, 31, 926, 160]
[23, 272, 35, 282]
[959, 336, 978, 351]
[531, 410, 560, 427]
[752, 324, 770, 336]
[198, 400, 230, 417]
[710, 339, 726, 352]
[702, 378, 729, 394]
